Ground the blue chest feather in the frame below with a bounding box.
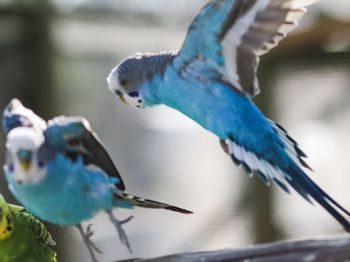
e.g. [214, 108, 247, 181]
[5, 154, 132, 225]
[142, 66, 269, 138]
[141, 66, 289, 168]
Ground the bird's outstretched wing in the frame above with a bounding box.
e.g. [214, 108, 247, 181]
[2, 98, 46, 133]
[173, 0, 317, 97]
[45, 117, 125, 191]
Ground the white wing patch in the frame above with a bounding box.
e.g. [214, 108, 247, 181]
[221, 0, 318, 96]
[268, 120, 312, 172]
[226, 139, 291, 192]
[224, 119, 311, 193]
[222, 0, 270, 91]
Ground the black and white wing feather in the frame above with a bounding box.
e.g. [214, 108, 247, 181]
[45, 116, 126, 190]
[114, 192, 193, 214]
[174, 0, 318, 96]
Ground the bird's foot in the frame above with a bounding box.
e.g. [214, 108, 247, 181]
[85, 224, 102, 253]
[76, 224, 102, 262]
[106, 210, 134, 253]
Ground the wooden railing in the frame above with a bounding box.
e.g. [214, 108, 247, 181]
[121, 236, 350, 262]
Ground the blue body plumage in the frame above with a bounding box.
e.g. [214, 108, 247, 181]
[108, 0, 350, 233]
[5, 155, 129, 225]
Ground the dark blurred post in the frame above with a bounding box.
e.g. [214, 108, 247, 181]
[247, 16, 350, 243]
[0, 0, 54, 115]
[0, 0, 54, 200]
[247, 58, 283, 243]
[0, 1, 69, 260]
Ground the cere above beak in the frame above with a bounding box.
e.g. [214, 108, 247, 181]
[115, 90, 127, 104]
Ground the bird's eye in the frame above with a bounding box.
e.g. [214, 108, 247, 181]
[120, 79, 127, 86]
[38, 160, 44, 168]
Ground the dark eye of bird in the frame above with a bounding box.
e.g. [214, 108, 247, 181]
[8, 163, 14, 172]
[38, 160, 44, 168]
[120, 79, 127, 86]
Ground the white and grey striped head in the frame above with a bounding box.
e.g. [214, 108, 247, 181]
[6, 127, 46, 184]
[107, 51, 177, 109]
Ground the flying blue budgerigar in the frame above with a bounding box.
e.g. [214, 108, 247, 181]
[107, 0, 350, 232]
[3, 100, 192, 261]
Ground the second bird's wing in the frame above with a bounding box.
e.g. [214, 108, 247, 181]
[45, 116, 126, 191]
[173, 0, 317, 97]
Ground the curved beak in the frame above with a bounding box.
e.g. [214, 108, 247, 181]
[118, 94, 127, 104]
[17, 150, 32, 172]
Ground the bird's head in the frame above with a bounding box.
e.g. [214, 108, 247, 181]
[107, 53, 147, 109]
[0, 194, 12, 241]
[6, 127, 46, 184]
[2, 98, 46, 134]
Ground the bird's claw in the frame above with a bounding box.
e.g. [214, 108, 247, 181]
[107, 211, 134, 253]
[86, 224, 94, 238]
[85, 224, 102, 254]
[119, 215, 134, 225]
[76, 224, 102, 262]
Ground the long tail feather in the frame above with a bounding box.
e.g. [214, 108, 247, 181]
[288, 164, 350, 232]
[114, 192, 193, 214]
[221, 133, 350, 232]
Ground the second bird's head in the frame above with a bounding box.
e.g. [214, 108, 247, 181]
[107, 51, 177, 109]
[107, 53, 148, 109]
[6, 127, 46, 184]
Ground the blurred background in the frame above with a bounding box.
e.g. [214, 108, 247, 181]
[1, 0, 350, 261]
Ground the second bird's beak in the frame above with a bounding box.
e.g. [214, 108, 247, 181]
[17, 150, 32, 172]
[118, 94, 127, 104]
[115, 90, 127, 104]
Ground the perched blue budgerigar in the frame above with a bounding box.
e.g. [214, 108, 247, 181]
[107, 0, 350, 232]
[3, 101, 192, 262]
